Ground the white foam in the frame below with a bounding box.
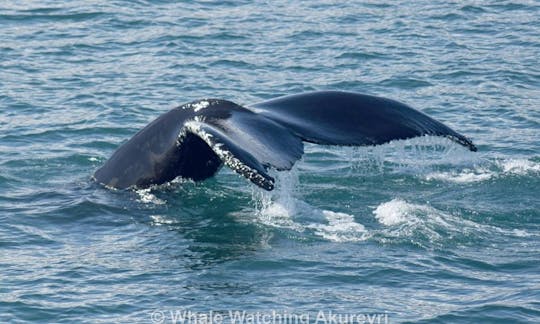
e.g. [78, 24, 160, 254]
[499, 159, 540, 175]
[309, 210, 367, 242]
[255, 199, 368, 242]
[425, 169, 493, 183]
[373, 198, 421, 226]
[135, 188, 165, 205]
[256, 200, 305, 231]
[512, 229, 530, 237]
[248, 168, 304, 231]
[424, 158, 540, 183]
[370, 198, 533, 246]
[248, 169, 367, 242]
[150, 214, 176, 225]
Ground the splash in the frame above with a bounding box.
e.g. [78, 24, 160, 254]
[249, 167, 368, 242]
[372, 198, 478, 233]
[135, 188, 165, 205]
[373, 198, 419, 226]
[308, 210, 367, 242]
[299, 137, 480, 181]
[499, 158, 540, 175]
[372, 198, 473, 246]
[250, 168, 304, 231]
[425, 168, 493, 183]
[424, 158, 540, 183]
[371, 198, 531, 247]
[149, 214, 176, 225]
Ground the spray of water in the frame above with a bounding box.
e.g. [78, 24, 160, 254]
[249, 165, 369, 242]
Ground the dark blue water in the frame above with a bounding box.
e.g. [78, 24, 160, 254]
[1, 1, 539, 323]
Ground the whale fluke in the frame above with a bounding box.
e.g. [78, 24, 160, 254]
[94, 91, 476, 190]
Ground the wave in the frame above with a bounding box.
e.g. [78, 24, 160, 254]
[135, 188, 166, 205]
[425, 158, 540, 183]
[246, 169, 368, 243]
[236, 166, 534, 246]
[371, 198, 534, 248]
[128, 136, 538, 247]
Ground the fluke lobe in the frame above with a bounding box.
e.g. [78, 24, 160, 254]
[93, 91, 476, 190]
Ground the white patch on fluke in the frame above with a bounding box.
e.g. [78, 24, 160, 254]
[180, 121, 271, 189]
[191, 100, 210, 112]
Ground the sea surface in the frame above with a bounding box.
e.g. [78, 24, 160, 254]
[1, 1, 539, 323]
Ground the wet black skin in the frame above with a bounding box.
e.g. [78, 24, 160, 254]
[94, 91, 476, 190]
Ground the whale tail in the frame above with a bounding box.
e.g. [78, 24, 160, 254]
[250, 91, 476, 151]
[94, 91, 476, 190]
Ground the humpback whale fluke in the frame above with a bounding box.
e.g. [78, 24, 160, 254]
[93, 91, 476, 190]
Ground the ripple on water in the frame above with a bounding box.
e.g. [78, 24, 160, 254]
[1, 0, 540, 322]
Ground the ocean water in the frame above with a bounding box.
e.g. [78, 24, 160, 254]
[1, 0, 539, 323]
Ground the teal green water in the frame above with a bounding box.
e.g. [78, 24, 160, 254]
[1, 1, 539, 323]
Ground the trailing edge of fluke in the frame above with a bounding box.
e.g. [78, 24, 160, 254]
[93, 91, 476, 191]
